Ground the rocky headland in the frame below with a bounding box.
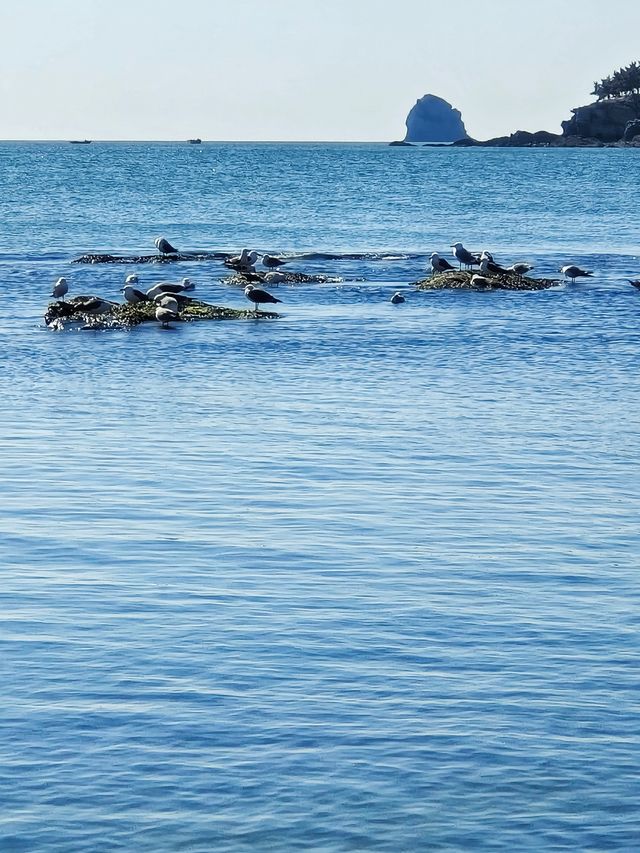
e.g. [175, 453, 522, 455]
[393, 63, 640, 148]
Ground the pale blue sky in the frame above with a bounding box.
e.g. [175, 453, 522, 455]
[1, 0, 639, 141]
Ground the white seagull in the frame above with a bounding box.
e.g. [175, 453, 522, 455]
[121, 284, 149, 304]
[479, 251, 509, 275]
[155, 236, 178, 255]
[450, 242, 480, 269]
[155, 305, 177, 328]
[261, 253, 287, 268]
[263, 271, 287, 285]
[225, 249, 258, 272]
[244, 284, 282, 313]
[146, 278, 195, 300]
[51, 277, 69, 300]
[507, 262, 534, 277]
[155, 295, 179, 313]
[560, 265, 593, 282]
[430, 252, 455, 275]
[470, 274, 493, 289]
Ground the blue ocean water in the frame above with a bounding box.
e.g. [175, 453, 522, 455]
[1, 142, 639, 852]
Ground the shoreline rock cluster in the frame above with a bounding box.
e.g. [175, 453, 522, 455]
[44, 295, 278, 331]
[414, 270, 558, 292]
[392, 92, 640, 148]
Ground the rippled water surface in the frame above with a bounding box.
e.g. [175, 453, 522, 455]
[1, 143, 640, 851]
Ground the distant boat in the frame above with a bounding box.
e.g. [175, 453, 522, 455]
[70, 139, 92, 144]
[187, 138, 202, 144]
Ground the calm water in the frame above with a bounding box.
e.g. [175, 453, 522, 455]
[1, 143, 639, 852]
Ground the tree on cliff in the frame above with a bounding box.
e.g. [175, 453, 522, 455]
[592, 62, 640, 100]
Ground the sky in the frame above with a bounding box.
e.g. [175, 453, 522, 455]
[1, 0, 639, 141]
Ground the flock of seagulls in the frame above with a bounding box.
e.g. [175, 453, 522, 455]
[49, 260, 285, 329]
[49, 235, 639, 323]
[420, 241, 596, 295]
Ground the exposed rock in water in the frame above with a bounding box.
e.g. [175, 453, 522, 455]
[453, 130, 564, 148]
[403, 94, 468, 143]
[73, 251, 230, 264]
[44, 295, 278, 330]
[221, 272, 345, 286]
[414, 270, 558, 292]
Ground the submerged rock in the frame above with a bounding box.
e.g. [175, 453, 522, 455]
[404, 94, 468, 143]
[44, 295, 278, 330]
[73, 252, 229, 264]
[414, 270, 558, 292]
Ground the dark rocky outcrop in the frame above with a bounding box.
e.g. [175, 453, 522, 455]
[403, 94, 468, 143]
[44, 296, 276, 330]
[73, 251, 229, 264]
[561, 95, 640, 142]
[414, 270, 557, 292]
[453, 130, 562, 148]
[447, 91, 640, 148]
[623, 119, 640, 142]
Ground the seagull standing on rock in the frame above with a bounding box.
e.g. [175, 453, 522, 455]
[451, 242, 480, 270]
[480, 251, 510, 275]
[51, 277, 68, 301]
[244, 284, 282, 313]
[120, 274, 148, 303]
[430, 253, 455, 275]
[146, 278, 195, 300]
[155, 236, 178, 255]
[225, 249, 258, 272]
[560, 265, 593, 282]
[507, 262, 535, 277]
[155, 304, 178, 328]
[261, 253, 287, 268]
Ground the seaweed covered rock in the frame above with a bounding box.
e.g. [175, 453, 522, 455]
[44, 295, 278, 330]
[73, 252, 230, 264]
[414, 270, 557, 291]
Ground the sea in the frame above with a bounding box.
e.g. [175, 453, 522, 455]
[1, 142, 639, 852]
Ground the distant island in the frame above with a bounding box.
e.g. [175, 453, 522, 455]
[392, 63, 640, 148]
[399, 94, 468, 143]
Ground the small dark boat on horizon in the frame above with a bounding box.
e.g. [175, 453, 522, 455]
[187, 138, 202, 144]
[70, 139, 92, 144]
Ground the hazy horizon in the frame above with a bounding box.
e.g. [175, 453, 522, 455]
[2, 0, 639, 142]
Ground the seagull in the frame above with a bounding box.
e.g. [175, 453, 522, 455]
[507, 262, 535, 277]
[390, 292, 405, 304]
[627, 279, 640, 290]
[155, 295, 179, 314]
[155, 305, 177, 328]
[451, 242, 480, 270]
[224, 249, 258, 272]
[560, 265, 593, 282]
[263, 271, 286, 285]
[51, 277, 68, 300]
[479, 251, 510, 276]
[261, 253, 287, 268]
[121, 284, 149, 304]
[146, 278, 195, 300]
[470, 274, 493, 289]
[430, 252, 455, 275]
[244, 284, 282, 313]
[75, 297, 116, 315]
[155, 236, 178, 255]
[152, 291, 193, 308]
